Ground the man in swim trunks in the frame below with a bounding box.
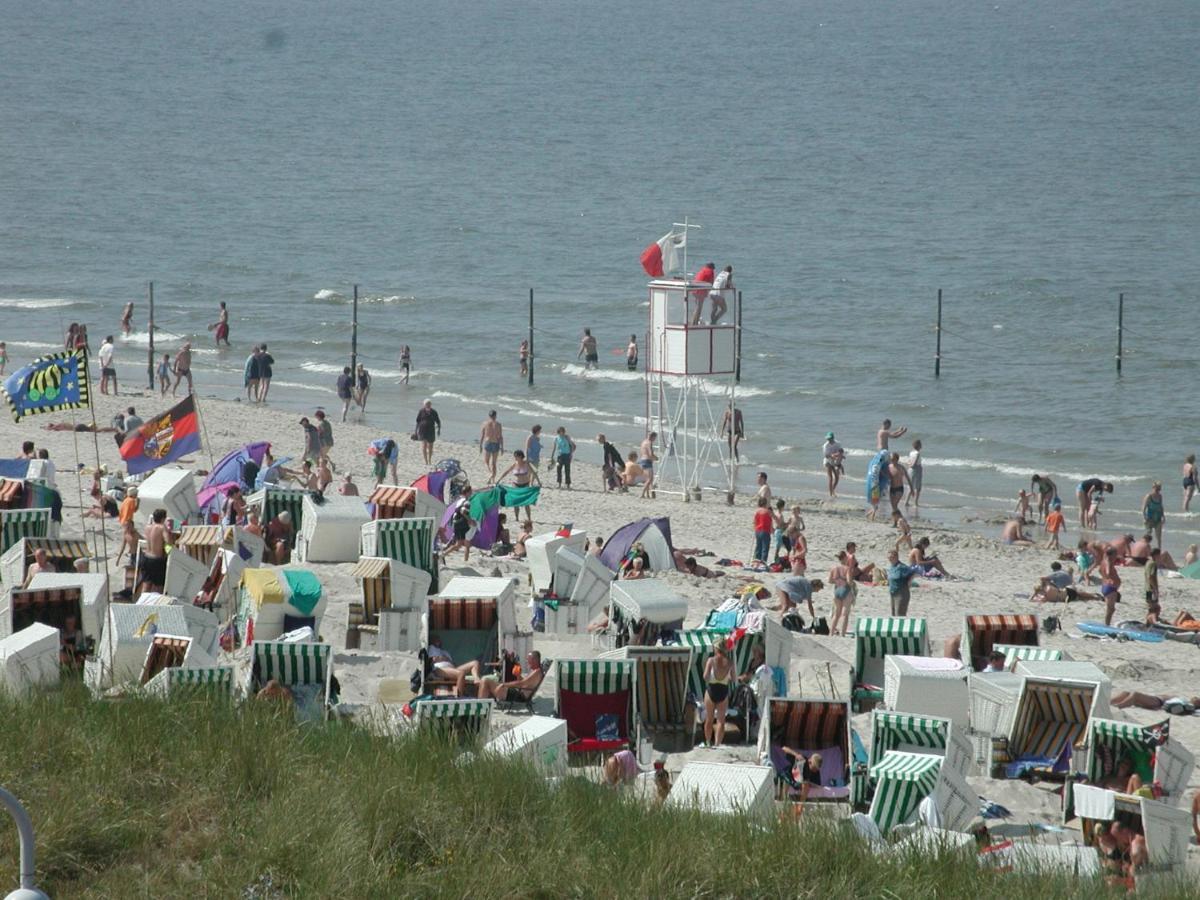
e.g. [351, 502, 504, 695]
[821, 432, 844, 498]
[1001, 518, 1034, 546]
[479, 410, 504, 484]
[172, 342, 193, 396]
[638, 433, 657, 497]
[211, 301, 230, 346]
[1099, 546, 1122, 625]
[707, 264, 733, 324]
[139, 508, 169, 594]
[885, 453, 912, 515]
[720, 405, 745, 461]
[1076, 478, 1113, 528]
[399, 345, 411, 384]
[578, 328, 599, 369]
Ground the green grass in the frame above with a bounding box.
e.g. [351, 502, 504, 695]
[0, 685, 1189, 898]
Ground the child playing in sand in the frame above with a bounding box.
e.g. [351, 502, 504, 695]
[891, 509, 913, 552]
[1043, 502, 1065, 550]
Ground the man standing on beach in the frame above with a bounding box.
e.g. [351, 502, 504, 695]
[172, 342, 193, 396]
[258, 344, 274, 402]
[98, 335, 117, 395]
[822, 432, 844, 498]
[638, 432, 657, 496]
[755, 471, 772, 504]
[244, 346, 261, 402]
[336, 366, 354, 421]
[877, 419, 907, 450]
[314, 410, 335, 468]
[578, 329, 599, 370]
[480, 410, 504, 484]
[525, 424, 543, 474]
[720, 405, 744, 461]
[886, 550, 919, 616]
[416, 399, 441, 466]
[140, 509, 169, 594]
[211, 302, 230, 346]
[299, 417, 321, 464]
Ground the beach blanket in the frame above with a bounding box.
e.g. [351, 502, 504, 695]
[281, 569, 322, 616]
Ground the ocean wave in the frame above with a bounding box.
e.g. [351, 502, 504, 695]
[560, 363, 642, 382]
[266, 380, 326, 391]
[558, 363, 773, 399]
[3, 340, 60, 351]
[300, 362, 345, 375]
[496, 394, 611, 419]
[122, 330, 183, 346]
[311, 288, 415, 305]
[0, 297, 84, 310]
[313, 289, 343, 301]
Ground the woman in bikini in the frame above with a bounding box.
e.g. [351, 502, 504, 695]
[703, 641, 734, 749]
[828, 551, 854, 636]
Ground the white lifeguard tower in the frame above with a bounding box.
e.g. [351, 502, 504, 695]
[645, 263, 739, 501]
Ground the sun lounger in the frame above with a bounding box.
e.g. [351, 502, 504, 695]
[248, 486, 306, 549]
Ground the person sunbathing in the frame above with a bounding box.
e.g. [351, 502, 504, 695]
[477, 650, 544, 701]
[427, 636, 482, 697]
[1110, 691, 1200, 714]
[1095, 821, 1148, 877]
[673, 551, 722, 578]
[1034, 583, 1101, 604]
[1099, 757, 1143, 794]
[1172, 611, 1200, 629]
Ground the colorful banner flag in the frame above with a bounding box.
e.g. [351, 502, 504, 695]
[119, 395, 202, 475]
[1, 350, 90, 422]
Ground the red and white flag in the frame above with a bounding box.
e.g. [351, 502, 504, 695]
[639, 230, 686, 277]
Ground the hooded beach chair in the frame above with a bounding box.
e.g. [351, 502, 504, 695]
[22, 572, 107, 648]
[554, 658, 636, 757]
[485, 715, 568, 775]
[249, 640, 335, 720]
[1067, 784, 1191, 875]
[0, 623, 61, 696]
[676, 627, 765, 745]
[410, 697, 495, 744]
[86, 603, 192, 691]
[360, 516, 438, 592]
[367, 484, 446, 522]
[238, 568, 325, 644]
[1, 585, 89, 660]
[424, 596, 500, 669]
[136, 467, 201, 526]
[438, 576, 530, 658]
[176, 525, 228, 567]
[605, 579, 688, 648]
[164, 547, 210, 606]
[995, 677, 1104, 779]
[138, 632, 231, 699]
[1069, 717, 1195, 812]
[852, 617, 928, 712]
[1012, 660, 1111, 714]
[544, 551, 615, 635]
[346, 556, 431, 651]
[600, 645, 691, 751]
[0, 508, 52, 555]
[250, 486, 307, 549]
[294, 494, 370, 563]
[759, 697, 855, 803]
[868, 751, 978, 836]
[664, 763, 775, 819]
[0, 536, 88, 587]
[961, 614, 1038, 672]
[993, 644, 1067, 670]
[883, 655, 970, 728]
[868, 711, 973, 781]
[524, 529, 588, 594]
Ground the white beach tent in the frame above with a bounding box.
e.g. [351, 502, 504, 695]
[544, 551, 614, 636]
[663, 763, 775, 819]
[23, 572, 108, 647]
[346, 557, 431, 652]
[525, 529, 588, 594]
[0, 536, 90, 588]
[86, 602, 193, 692]
[296, 494, 370, 563]
[0, 623, 60, 696]
[135, 466, 201, 526]
[485, 716, 568, 775]
[883, 655, 970, 729]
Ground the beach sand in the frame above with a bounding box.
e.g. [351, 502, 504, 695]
[6, 386, 1200, 864]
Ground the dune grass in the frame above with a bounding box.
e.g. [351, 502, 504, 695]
[0, 685, 1188, 898]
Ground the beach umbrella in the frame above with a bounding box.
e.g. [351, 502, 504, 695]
[201, 442, 270, 493]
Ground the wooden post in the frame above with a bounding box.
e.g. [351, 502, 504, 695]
[735, 290, 742, 383]
[934, 288, 942, 378]
[350, 284, 359, 376]
[147, 281, 155, 389]
[528, 288, 534, 387]
[1116, 293, 1123, 376]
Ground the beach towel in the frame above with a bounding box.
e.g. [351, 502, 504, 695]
[282, 569, 322, 616]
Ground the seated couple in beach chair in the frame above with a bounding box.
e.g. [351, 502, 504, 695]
[477, 649, 548, 710]
[422, 640, 547, 707]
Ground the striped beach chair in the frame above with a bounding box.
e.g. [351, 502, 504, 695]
[367, 485, 415, 520]
[1067, 784, 1192, 875]
[852, 617, 928, 711]
[139, 634, 192, 684]
[676, 627, 764, 699]
[175, 525, 228, 566]
[760, 697, 855, 803]
[258, 487, 307, 548]
[0, 508, 52, 555]
[145, 664, 234, 699]
[993, 643, 1065, 670]
[602, 645, 691, 750]
[347, 557, 430, 651]
[962, 614, 1038, 671]
[1069, 717, 1195, 815]
[0, 536, 89, 587]
[411, 697, 495, 743]
[6, 586, 83, 641]
[868, 711, 973, 781]
[868, 751, 944, 834]
[555, 658, 636, 757]
[361, 517, 437, 591]
[998, 679, 1099, 779]
[250, 640, 335, 716]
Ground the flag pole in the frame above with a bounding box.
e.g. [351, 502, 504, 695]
[192, 393, 217, 470]
[81, 357, 112, 608]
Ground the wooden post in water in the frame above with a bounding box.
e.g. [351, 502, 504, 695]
[735, 290, 742, 383]
[934, 288, 942, 378]
[350, 284, 359, 376]
[147, 281, 155, 390]
[1116, 293, 1124, 376]
[528, 288, 534, 387]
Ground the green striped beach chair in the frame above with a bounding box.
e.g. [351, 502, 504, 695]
[0, 508, 52, 555]
[256, 487, 307, 549]
[601, 645, 692, 751]
[361, 517, 438, 592]
[412, 697, 495, 744]
[554, 658, 636, 757]
[852, 617, 927, 712]
[676, 627, 763, 699]
[993, 643, 1065, 670]
[250, 640, 335, 717]
[868, 711, 973, 785]
[868, 749, 977, 835]
[145, 664, 234, 699]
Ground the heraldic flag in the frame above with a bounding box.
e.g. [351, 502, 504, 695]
[2, 349, 91, 423]
[120, 395, 202, 475]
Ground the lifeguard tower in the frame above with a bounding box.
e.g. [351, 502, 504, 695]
[645, 276, 739, 501]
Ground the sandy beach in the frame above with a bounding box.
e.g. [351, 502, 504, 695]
[5, 382, 1200, 867]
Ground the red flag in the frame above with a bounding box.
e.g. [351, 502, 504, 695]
[556, 522, 573, 537]
[640, 230, 686, 277]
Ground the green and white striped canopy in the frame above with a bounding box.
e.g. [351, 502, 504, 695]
[415, 698, 494, 721]
[261, 488, 306, 548]
[555, 658, 634, 694]
[869, 711, 950, 769]
[368, 517, 436, 582]
[994, 644, 1063, 668]
[254, 640, 330, 688]
[869, 750, 943, 834]
[0, 508, 51, 555]
[854, 617, 927, 677]
[675, 628, 762, 697]
[1087, 717, 1149, 782]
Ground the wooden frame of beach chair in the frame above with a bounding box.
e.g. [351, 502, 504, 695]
[993, 644, 1067, 670]
[883, 656, 970, 729]
[961, 614, 1038, 672]
[852, 617, 928, 713]
[144, 663, 234, 699]
[86, 603, 192, 692]
[1071, 717, 1195, 812]
[139, 633, 192, 685]
[346, 556, 431, 651]
[484, 715, 568, 775]
[410, 697, 495, 744]
[0, 536, 89, 588]
[994, 678, 1101, 780]
[360, 516, 438, 592]
[248, 640, 335, 716]
[0, 623, 61, 696]
[0, 508, 53, 555]
[554, 657, 636, 760]
[759, 697, 855, 804]
[552, 546, 585, 601]
[663, 763, 775, 819]
[1067, 784, 1192, 875]
[599, 645, 692, 751]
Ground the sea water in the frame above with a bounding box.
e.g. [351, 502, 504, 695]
[3, 0, 1199, 548]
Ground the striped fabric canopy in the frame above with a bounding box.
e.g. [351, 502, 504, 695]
[1087, 718, 1151, 783]
[253, 641, 330, 689]
[261, 487, 306, 548]
[676, 628, 762, 698]
[176, 525, 229, 547]
[630, 650, 690, 731]
[854, 617, 927, 680]
[768, 699, 849, 751]
[350, 556, 392, 580]
[994, 644, 1062, 668]
[369, 517, 435, 583]
[0, 508, 51, 554]
[869, 750, 943, 833]
[7, 537, 89, 576]
[557, 658, 634, 694]
[368, 486, 414, 519]
[151, 666, 234, 696]
[415, 698, 494, 721]
[869, 711, 950, 769]
[1010, 681, 1094, 759]
[965, 614, 1038, 667]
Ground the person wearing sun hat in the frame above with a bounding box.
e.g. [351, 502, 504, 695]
[821, 432, 845, 498]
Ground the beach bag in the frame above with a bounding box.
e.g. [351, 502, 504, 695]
[811, 617, 830, 636]
[410, 431, 419, 441]
[781, 612, 806, 633]
[1042, 616, 1061, 634]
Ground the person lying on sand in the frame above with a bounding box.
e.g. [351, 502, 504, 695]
[673, 550, 723, 578]
[1110, 691, 1200, 714]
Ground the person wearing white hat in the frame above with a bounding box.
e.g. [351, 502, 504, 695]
[822, 432, 845, 498]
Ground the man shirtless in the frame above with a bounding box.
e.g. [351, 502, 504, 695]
[1099, 546, 1122, 625]
[212, 301, 230, 346]
[876, 419, 907, 450]
[720, 405, 745, 461]
[172, 343, 193, 396]
[23, 548, 55, 587]
[479, 410, 504, 484]
[477, 650, 544, 701]
[578, 328, 599, 369]
[638, 433, 657, 496]
[885, 453, 913, 515]
[140, 508, 169, 593]
[1001, 518, 1035, 546]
